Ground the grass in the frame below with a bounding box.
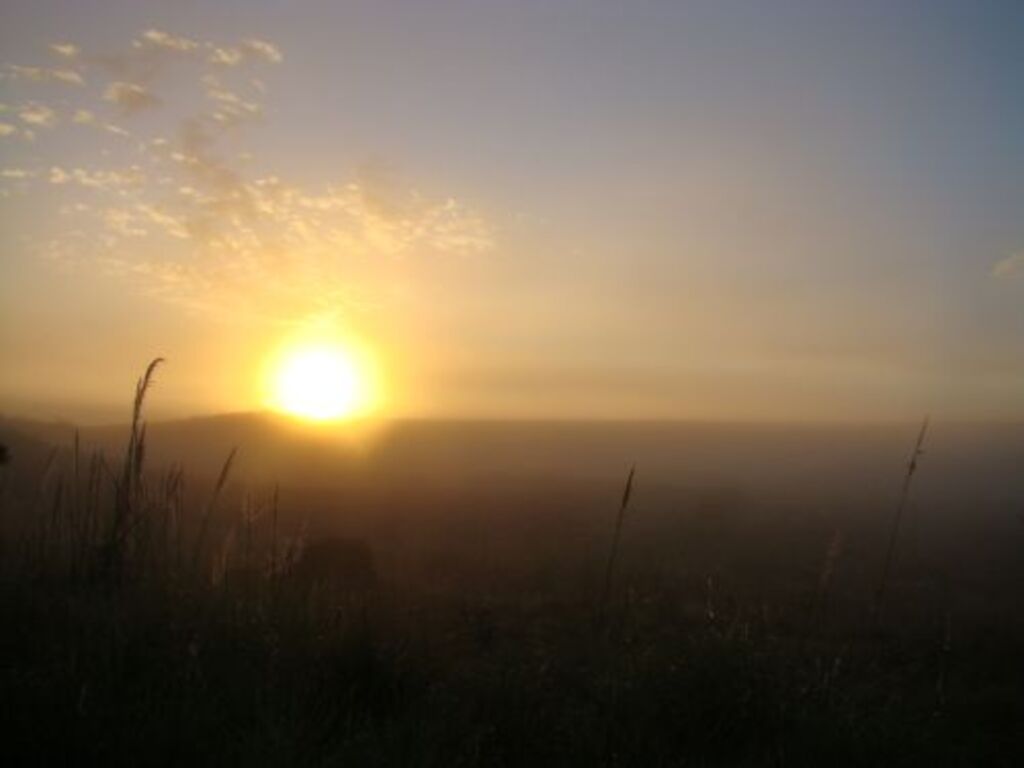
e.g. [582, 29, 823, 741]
[0, 366, 1021, 766]
[873, 416, 929, 626]
[598, 463, 634, 628]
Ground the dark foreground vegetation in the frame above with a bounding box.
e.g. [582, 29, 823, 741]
[2, 370, 1022, 766]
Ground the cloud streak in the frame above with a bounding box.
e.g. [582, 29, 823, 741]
[4, 64, 84, 85]
[209, 39, 283, 67]
[136, 29, 199, 53]
[50, 43, 80, 59]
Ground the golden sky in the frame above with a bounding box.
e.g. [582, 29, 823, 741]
[1, 1, 1022, 423]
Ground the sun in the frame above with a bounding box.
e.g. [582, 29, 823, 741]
[270, 343, 373, 421]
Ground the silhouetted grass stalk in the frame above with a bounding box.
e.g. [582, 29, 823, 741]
[812, 528, 845, 629]
[100, 357, 163, 583]
[192, 446, 238, 578]
[599, 464, 635, 626]
[873, 416, 929, 624]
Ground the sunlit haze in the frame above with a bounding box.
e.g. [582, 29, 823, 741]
[1, 1, 1022, 424]
[270, 342, 374, 421]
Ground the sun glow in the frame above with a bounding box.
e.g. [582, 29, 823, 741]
[270, 343, 375, 421]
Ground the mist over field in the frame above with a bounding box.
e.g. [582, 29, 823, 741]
[6, 412, 1023, 500]
[5, 412, 1022, 623]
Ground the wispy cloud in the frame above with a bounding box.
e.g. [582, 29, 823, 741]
[208, 38, 283, 67]
[50, 43, 80, 59]
[991, 252, 1024, 279]
[90, 27, 211, 85]
[240, 39, 283, 64]
[202, 76, 262, 124]
[4, 64, 84, 85]
[103, 82, 160, 113]
[1, 27, 493, 324]
[48, 165, 145, 190]
[17, 102, 57, 127]
[135, 29, 199, 53]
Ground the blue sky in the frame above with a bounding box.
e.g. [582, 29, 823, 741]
[1, 0, 1022, 421]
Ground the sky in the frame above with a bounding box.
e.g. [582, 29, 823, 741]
[0, 0, 1022, 423]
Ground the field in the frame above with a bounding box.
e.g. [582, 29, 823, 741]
[1, 394, 1022, 766]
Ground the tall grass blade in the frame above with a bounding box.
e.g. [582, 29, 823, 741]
[599, 464, 636, 627]
[100, 357, 163, 584]
[192, 447, 238, 577]
[873, 415, 929, 624]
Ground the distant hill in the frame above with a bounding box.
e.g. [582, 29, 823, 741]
[3, 412, 1021, 512]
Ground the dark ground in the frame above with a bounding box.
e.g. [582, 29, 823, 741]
[1, 415, 1022, 766]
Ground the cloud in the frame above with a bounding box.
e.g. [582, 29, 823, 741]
[135, 29, 198, 53]
[241, 39, 283, 64]
[47, 165, 145, 190]
[203, 79, 262, 124]
[136, 203, 190, 238]
[3, 27, 494, 324]
[208, 38, 283, 67]
[991, 252, 1024, 279]
[103, 207, 147, 237]
[75, 162, 494, 319]
[208, 47, 243, 67]
[4, 64, 84, 85]
[48, 166, 70, 184]
[94, 30, 203, 84]
[103, 81, 159, 113]
[18, 102, 57, 127]
[68, 108, 132, 138]
[50, 43, 80, 59]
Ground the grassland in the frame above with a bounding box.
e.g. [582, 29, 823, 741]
[1, 370, 1022, 766]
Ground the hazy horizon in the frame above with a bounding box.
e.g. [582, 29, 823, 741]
[5, 397, 1024, 429]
